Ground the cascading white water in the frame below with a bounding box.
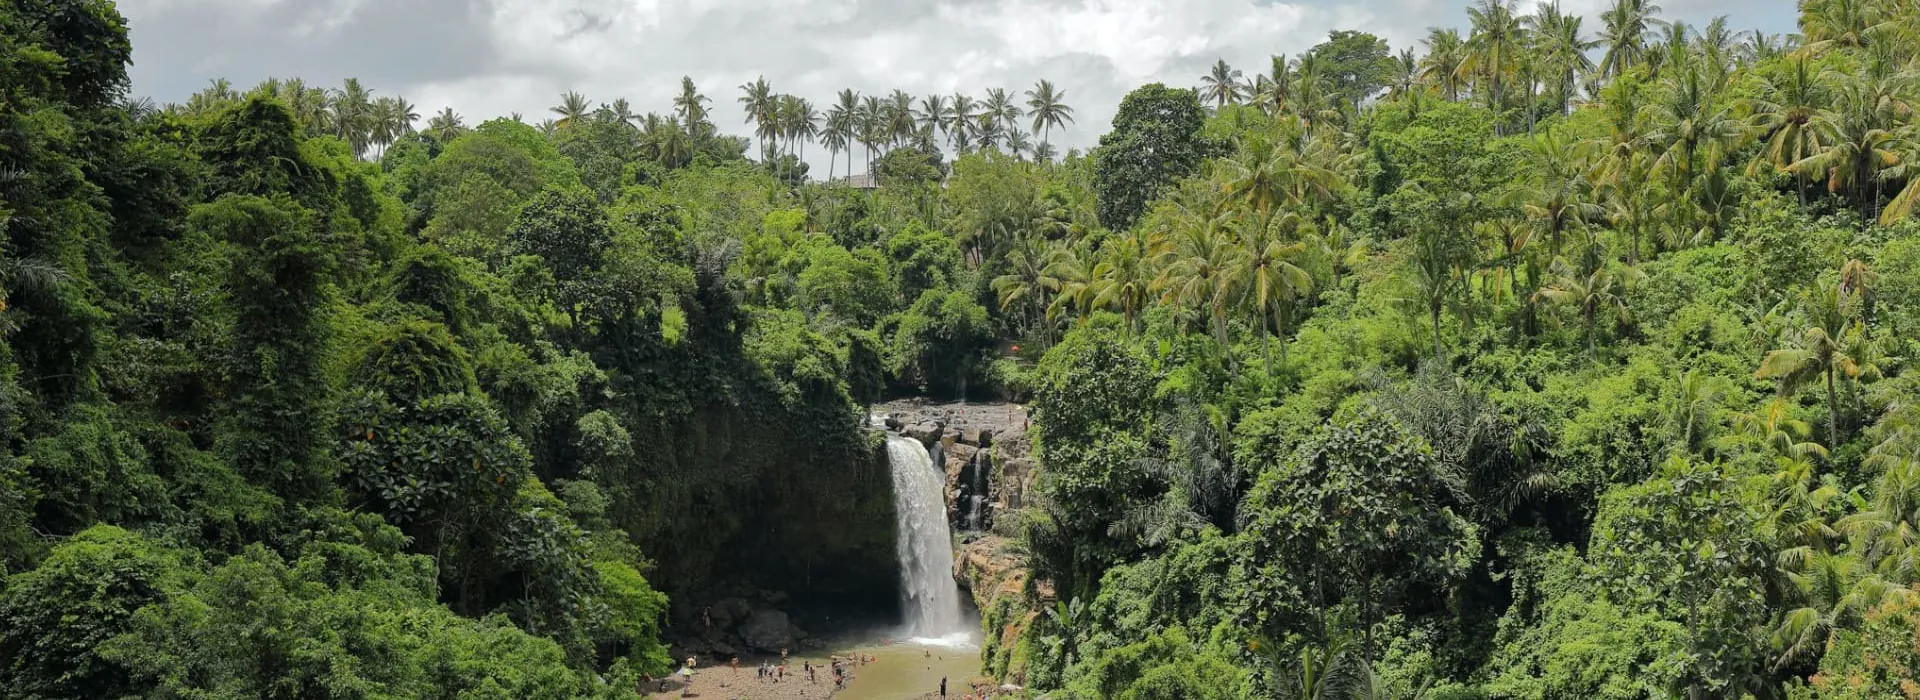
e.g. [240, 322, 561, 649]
[885, 434, 968, 639]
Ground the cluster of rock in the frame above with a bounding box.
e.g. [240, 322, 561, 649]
[681, 596, 811, 658]
[877, 400, 1037, 535]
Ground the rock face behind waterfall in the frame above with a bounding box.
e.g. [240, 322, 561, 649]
[882, 399, 1036, 534]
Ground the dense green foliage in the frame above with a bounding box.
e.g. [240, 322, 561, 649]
[1005, 2, 1920, 699]
[18, 0, 1920, 698]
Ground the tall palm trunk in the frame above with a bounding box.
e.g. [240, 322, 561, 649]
[1431, 301, 1444, 361]
[1826, 364, 1840, 446]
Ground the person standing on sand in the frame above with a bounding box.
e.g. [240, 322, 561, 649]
[940, 676, 947, 698]
[730, 656, 739, 673]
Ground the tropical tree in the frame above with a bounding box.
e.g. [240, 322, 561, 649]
[1420, 29, 1468, 101]
[673, 77, 711, 137]
[1513, 127, 1602, 263]
[332, 77, 376, 157]
[1254, 54, 1297, 113]
[1229, 208, 1314, 366]
[1756, 284, 1875, 444]
[738, 77, 777, 158]
[1598, 0, 1664, 80]
[948, 92, 978, 151]
[1154, 208, 1245, 350]
[1089, 233, 1154, 335]
[1529, 2, 1598, 113]
[1792, 70, 1905, 222]
[886, 89, 917, 146]
[1744, 57, 1830, 202]
[831, 89, 861, 179]
[993, 236, 1061, 344]
[982, 88, 1023, 135]
[426, 107, 466, 141]
[1200, 59, 1246, 108]
[916, 94, 949, 142]
[550, 90, 591, 129]
[1025, 79, 1075, 157]
[1463, 0, 1525, 127]
[1798, 0, 1897, 57]
[1769, 548, 1915, 672]
[1534, 259, 1637, 357]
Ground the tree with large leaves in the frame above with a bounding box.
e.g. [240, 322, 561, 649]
[550, 90, 591, 130]
[1598, 0, 1663, 80]
[672, 76, 711, 137]
[1025, 79, 1075, 158]
[737, 77, 777, 159]
[1419, 29, 1468, 101]
[1756, 283, 1876, 445]
[1464, 0, 1525, 129]
[1200, 59, 1246, 108]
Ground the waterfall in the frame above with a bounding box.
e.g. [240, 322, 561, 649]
[885, 434, 967, 638]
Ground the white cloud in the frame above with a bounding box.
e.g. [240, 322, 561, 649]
[119, 0, 1797, 174]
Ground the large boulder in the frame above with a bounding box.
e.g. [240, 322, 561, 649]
[905, 421, 943, 447]
[961, 427, 994, 448]
[710, 597, 753, 631]
[739, 609, 794, 653]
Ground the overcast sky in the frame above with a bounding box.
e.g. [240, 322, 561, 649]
[118, 0, 1797, 174]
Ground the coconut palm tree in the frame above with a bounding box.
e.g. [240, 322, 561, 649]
[1090, 233, 1154, 336]
[915, 94, 949, 142]
[1005, 129, 1033, 160]
[1155, 209, 1246, 350]
[832, 89, 861, 178]
[1513, 127, 1602, 263]
[1253, 54, 1296, 114]
[1229, 208, 1313, 367]
[975, 116, 1005, 151]
[1529, 2, 1597, 113]
[673, 77, 711, 137]
[783, 96, 820, 163]
[1420, 29, 1469, 101]
[1598, 0, 1663, 80]
[992, 236, 1062, 344]
[426, 107, 466, 141]
[822, 109, 851, 183]
[948, 92, 979, 151]
[859, 95, 885, 171]
[332, 78, 376, 157]
[1769, 548, 1914, 672]
[551, 90, 592, 129]
[1798, 0, 1896, 57]
[1200, 59, 1245, 108]
[981, 88, 1023, 135]
[1034, 142, 1058, 164]
[1464, 0, 1525, 127]
[1744, 57, 1829, 203]
[1791, 70, 1905, 221]
[1534, 258, 1638, 357]
[605, 98, 639, 129]
[1756, 284, 1875, 445]
[1025, 79, 1075, 157]
[738, 77, 777, 158]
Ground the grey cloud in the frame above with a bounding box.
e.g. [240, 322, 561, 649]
[124, 0, 498, 100]
[121, 0, 1797, 176]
